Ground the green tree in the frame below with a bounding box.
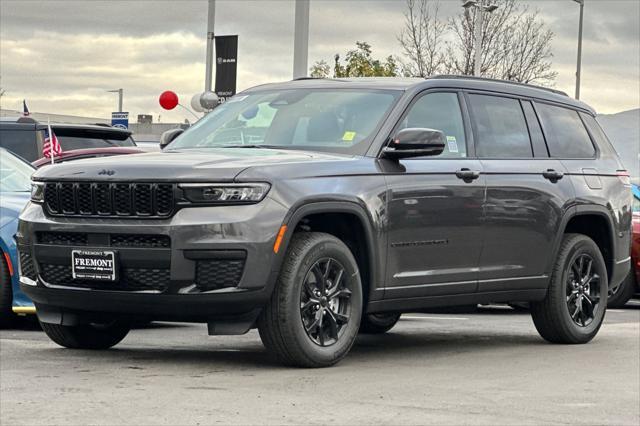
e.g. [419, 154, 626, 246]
[310, 42, 399, 78]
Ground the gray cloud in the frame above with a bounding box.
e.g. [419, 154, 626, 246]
[1, 0, 638, 122]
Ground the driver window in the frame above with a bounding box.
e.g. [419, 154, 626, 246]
[400, 92, 467, 158]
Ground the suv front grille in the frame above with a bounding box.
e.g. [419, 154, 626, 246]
[43, 182, 176, 218]
[39, 263, 170, 292]
[195, 259, 245, 291]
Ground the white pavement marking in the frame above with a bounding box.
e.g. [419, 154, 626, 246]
[402, 315, 469, 321]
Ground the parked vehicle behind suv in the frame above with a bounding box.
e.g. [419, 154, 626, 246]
[0, 117, 136, 163]
[18, 77, 632, 367]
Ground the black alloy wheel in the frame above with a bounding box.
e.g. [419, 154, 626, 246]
[300, 258, 353, 346]
[566, 253, 601, 327]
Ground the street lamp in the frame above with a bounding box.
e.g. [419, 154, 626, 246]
[107, 88, 123, 112]
[462, 0, 498, 77]
[573, 0, 585, 99]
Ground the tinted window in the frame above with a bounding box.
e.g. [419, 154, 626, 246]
[468, 95, 533, 158]
[579, 112, 616, 154]
[54, 135, 135, 150]
[0, 130, 38, 162]
[399, 92, 467, 158]
[536, 103, 595, 158]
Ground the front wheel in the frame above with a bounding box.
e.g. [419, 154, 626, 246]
[40, 320, 130, 349]
[607, 272, 636, 308]
[0, 253, 15, 328]
[359, 313, 401, 334]
[530, 234, 608, 344]
[258, 232, 363, 367]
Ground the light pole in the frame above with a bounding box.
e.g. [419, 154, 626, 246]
[107, 88, 123, 112]
[293, 0, 310, 79]
[573, 0, 585, 99]
[462, 0, 498, 77]
[204, 0, 216, 93]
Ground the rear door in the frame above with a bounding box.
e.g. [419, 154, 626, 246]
[383, 91, 485, 299]
[465, 93, 575, 292]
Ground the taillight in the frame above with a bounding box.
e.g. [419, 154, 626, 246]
[616, 170, 631, 186]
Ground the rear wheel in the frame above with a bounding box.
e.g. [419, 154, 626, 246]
[607, 272, 636, 308]
[0, 253, 15, 328]
[258, 232, 363, 367]
[40, 320, 130, 349]
[359, 313, 401, 334]
[531, 234, 607, 344]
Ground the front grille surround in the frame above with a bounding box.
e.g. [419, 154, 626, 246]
[42, 182, 176, 218]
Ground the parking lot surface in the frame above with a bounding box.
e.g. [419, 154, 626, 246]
[1, 304, 638, 425]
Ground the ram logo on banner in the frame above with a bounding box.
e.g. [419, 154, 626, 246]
[111, 112, 129, 129]
[214, 35, 238, 104]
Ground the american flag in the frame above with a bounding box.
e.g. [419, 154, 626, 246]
[43, 124, 62, 159]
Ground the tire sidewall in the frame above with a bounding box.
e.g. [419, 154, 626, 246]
[284, 236, 363, 365]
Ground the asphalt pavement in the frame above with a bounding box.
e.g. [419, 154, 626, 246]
[1, 303, 638, 425]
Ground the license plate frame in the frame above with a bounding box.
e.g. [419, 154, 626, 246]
[71, 250, 117, 281]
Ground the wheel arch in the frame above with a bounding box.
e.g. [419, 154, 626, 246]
[274, 199, 381, 305]
[552, 205, 616, 283]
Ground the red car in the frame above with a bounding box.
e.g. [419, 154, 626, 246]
[608, 183, 640, 307]
[32, 147, 146, 168]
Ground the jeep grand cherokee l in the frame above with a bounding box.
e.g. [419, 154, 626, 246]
[17, 77, 632, 367]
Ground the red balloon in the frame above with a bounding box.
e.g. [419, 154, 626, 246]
[159, 91, 179, 110]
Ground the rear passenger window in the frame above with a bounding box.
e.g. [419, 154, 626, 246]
[0, 130, 38, 162]
[536, 103, 595, 158]
[579, 112, 616, 154]
[468, 94, 533, 158]
[399, 92, 467, 158]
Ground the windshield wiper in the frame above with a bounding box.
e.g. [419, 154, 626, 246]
[219, 144, 289, 149]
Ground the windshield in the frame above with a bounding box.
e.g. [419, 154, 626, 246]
[0, 148, 34, 192]
[168, 89, 400, 155]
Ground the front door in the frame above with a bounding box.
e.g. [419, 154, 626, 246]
[384, 92, 485, 299]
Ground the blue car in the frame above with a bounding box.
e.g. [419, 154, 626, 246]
[0, 148, 35, 325]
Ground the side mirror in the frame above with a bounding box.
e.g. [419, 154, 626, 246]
[159, 128, 184, 150]
[382, 128, 446, 160]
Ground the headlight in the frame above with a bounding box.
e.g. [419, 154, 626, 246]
[31, 182, 45, 203]
[179, 183, 270, 204]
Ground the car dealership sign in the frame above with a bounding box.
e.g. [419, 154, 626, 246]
[111, 112, 129, 129]
[214, 35, 238, 103]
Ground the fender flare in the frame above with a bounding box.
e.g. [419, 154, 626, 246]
[548, 204, 616, 279]
[270, 198, 381, 302]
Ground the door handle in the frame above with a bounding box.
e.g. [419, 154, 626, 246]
[542, 169, 564, 181]
[455, 168, 481, 181]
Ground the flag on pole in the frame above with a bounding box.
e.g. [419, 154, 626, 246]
[43, 122, 62, 163]
[22, 100, 30, 116]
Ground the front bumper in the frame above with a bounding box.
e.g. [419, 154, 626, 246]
[17, 197, 288, 322]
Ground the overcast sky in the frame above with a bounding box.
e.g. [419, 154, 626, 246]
[1, 0, 638, 123]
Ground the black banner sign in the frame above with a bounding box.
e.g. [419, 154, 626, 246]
[214, 35, 238, 103]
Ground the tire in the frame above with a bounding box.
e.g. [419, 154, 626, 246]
[39, 320, 130, 349]
[607, 272, 636, 308]
[359, 313, 401, 334]
[258, 232, 363, 368]
[530, 233, 608, 344]
[0, 253, 15, 328]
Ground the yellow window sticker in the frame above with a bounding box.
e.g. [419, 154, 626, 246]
[342, 131, 356, 142]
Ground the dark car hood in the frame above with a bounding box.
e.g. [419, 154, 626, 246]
[32, 148, 353, 182]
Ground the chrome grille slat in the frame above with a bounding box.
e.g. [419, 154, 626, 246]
[43, 182, 176, 218]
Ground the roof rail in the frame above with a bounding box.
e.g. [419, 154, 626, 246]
[429, 75, 569, 97]
[93, 123, 113, 127]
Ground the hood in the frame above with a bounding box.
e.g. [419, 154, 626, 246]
[0, 192, 30, 228]
[32, 148, 352, 182]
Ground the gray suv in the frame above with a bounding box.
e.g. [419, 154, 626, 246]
[18, 77, 633, 367]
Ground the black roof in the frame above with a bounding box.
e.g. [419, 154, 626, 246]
[245, 76, 594, 114]
[0, 117, 132, 135]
